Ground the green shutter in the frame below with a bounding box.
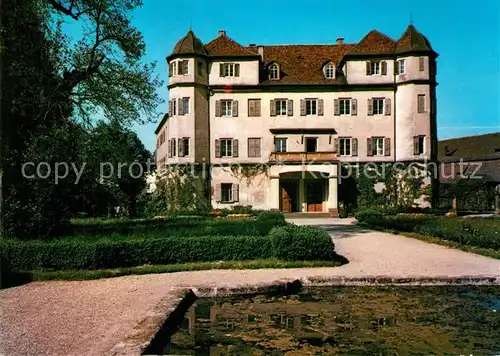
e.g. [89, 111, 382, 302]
[232, 139, 239, 157]
[300, 99, 306, 116]
[381, 61, 387, 75]
[219, 63, 225, 77]
[351, 99, 357, 116]
[215, 139, 221, 158]
[232, 100, 238, 117]
[384, 138, 391, 156]
[367, 138, 373, 156]
[215, 100, 221, 117]
[334, 99, 340, 116]
[366, 61, 371, 75]
[270, 100, 276, 116]
[235, 63, 240, 77]
[318, 99, 324, 116]
[384, 98, 391, 115]
[367, 99, 373, 116]
[287, 100, 293, 116]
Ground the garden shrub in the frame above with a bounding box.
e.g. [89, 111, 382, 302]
[355, 208, 384, 226]
[257, 211, 286, 226]
[269, 225, 333, 261]
[358, 212, 500, 250]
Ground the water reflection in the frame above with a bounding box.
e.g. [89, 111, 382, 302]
[161, 286, 500, 355]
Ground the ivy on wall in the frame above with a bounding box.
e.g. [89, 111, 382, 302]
[230, 164, 269, 187]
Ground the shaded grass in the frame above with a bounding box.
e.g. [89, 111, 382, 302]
[29, 259, 343, 281]
[358, 222, 500, 260]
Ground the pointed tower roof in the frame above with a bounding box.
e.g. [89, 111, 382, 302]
[168, 30, 208, 60]
[348, 30, 396, 55]
[395, 25, 434, 54]
[205, 31, 259, 58]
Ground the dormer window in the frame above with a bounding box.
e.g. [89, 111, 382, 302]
[269, 64, 279, 80]
[324, 63, 335, 79]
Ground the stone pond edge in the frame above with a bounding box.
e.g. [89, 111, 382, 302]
[108, 275, 500, 355]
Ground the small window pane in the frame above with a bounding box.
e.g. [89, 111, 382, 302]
[340, 99, 351, 115]
[305, 99, 317, 115]
[325, 63, 335, 78]
[373, 99, 384, 115]
[220, 139, 233, 157]
[275, 100, 287, 115]
[221, 183, 233, 202]
[269, 64, 279, 79]
[275, 138, 287, 152]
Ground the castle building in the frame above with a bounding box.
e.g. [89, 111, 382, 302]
[155, 25, 438, 216]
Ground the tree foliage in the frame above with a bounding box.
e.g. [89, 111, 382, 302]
[45, 0, 163, 125]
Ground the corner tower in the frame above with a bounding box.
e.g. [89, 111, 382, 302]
[394, 25, 438, 162]
[166, 30, 210, 165]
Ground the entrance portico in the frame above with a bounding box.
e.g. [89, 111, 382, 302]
[269, 164, 339, 217]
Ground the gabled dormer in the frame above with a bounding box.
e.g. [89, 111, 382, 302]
[322, 61, 336, 79]
[268, 62, 280, 80]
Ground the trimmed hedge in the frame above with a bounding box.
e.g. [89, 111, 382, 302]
[1, 220, 338, 271]
[269, 225, 333, 261]
[1, 235, 273, 271]
[356, 210, 500, 250]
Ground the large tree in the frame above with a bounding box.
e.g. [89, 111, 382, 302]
[0, 0, 162, 237]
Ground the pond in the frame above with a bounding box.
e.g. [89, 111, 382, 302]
[148, 286, 500, 355]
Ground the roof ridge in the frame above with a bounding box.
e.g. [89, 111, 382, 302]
[246, 43, 357, 47]
[440, 132, 500, 142]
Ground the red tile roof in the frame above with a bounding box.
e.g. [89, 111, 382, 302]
[348, 30, 396, 55]
[395, 25, 434, 54]
[168, 30, 208, 58]
[168, 26, 436, 85]
[255, 44, 355, 85]
[205, 34, 259, 57]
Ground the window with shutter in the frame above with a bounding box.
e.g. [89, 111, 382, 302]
[381, 61, 387, 75]
[232, 139, 239, 157]
[270, 100, 276, 116]
[178, 98, 183, 115]
[214, 183, 222, 202]
[318, 99, 324, 116]
[367, 138, 373, 156]
[248, 99, 255, 117]
[220, 100, 233, 116]
[413, 136, 420, 155]
[275, 99, 287, 116]
[215, 100, 221, 117]
[300, 100, 306, 116]
[384, 138, 391, 156]
[234, 63, 240, 77]
[352, 138, 358, 156]
[255, 100, 261, 116]
[171, 138, 177, 156]
[169, 63, 173, 77]
[178, 138, 184, 157]
[339, 99, 351, 115]
[338, 138, 352, 156]
[414, 136, 425, 155]
[372, 99, 384, 115]
[215, 139, 221, 158]
[334, 99, 340, 116]
[219, 139, 233, 157]
[366, 61, 372, 75]
[334, 138, 339, 153]
[182, 98, 190, 115]
[232, 100, 238, 117]
[384, 98, 391, 115]
[232, 184, 239, 202]
[372, 137, 384, 156]
[305, 99, 318, 115]
[219, 63, 225, 77]
[367, 99, 374, 116]
[287, 100, 293, 116]
[418, 94, 426, 113]
[351, 98, 358, 116]
[248, 138, 261, 157]
[220, 183, 233, 202]
[419, 57, 425, 71]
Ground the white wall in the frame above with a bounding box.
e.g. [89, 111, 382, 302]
[346, 59, 395, 84]
[395, 83, 432, 161]
[209, 90, 396, 164]
[208, 60, 260, 86]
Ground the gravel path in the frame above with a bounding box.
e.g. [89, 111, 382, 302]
[1, 218, 499, 356]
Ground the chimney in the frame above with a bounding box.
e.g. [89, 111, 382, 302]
[257, 46, 264, 59]
[336, 37, 344, 45]
[218, 30, 226, 37]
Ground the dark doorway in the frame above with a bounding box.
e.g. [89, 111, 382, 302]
[306, 180, 324, 212]
[305, 138, 318, 153]
[280, 181, 298, 212]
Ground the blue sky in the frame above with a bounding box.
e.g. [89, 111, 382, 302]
[129, 0, 499, 152]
